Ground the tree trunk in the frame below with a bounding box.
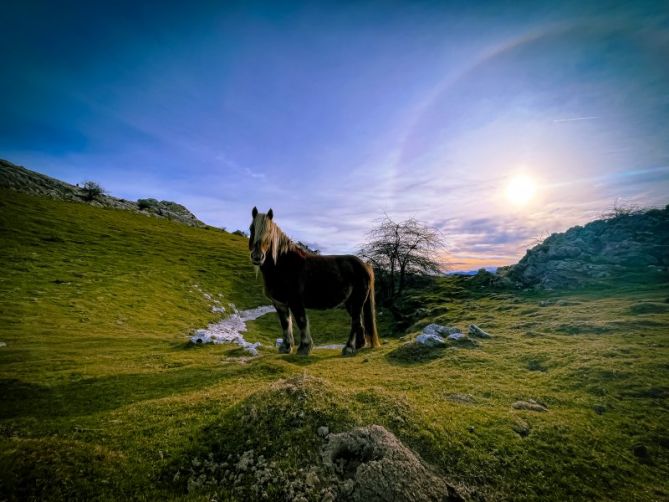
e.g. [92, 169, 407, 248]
[389, 261, 396, 300]
[398, 264, 407, 296]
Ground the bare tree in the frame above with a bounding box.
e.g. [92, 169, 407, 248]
[359, 215, 446, 301]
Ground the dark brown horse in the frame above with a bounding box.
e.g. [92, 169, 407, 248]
[249, 207, 380, 356]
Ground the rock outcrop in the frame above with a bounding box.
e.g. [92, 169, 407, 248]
[1, 159, 205, 227]
[322, 425, 463, 501]
[498, 206, 669, 289]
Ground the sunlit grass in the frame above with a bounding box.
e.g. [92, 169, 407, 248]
[0, 189, 667, 500]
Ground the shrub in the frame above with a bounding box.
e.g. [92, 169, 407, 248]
[137, 198, 159, 210]
[81, 181, 105, 201]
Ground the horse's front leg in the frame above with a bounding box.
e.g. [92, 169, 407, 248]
[275, 302, 294, 354]
[290, 304, 313, 356]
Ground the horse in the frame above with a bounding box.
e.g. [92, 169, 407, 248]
[248, 206, 380, 356]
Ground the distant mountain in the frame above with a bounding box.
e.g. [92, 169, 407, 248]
[497, 205, 669, 289]
[448, 267, 498, 276]
[0, 159, 205, 227]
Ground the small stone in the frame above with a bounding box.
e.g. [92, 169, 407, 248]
[422, 323, 461, 336]
[415, 333, 446, 347]
[317, 426, 330, 438]
[446, 393, 476, 403]
[469, 324, 493, 338]
[275, 338, 284, 348]
[447, 332, 466, 341]
[512, 400, 548, 412]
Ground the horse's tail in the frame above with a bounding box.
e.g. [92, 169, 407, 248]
[364, 265, 381, 348]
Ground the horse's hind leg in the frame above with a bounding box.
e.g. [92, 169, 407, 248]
[343, 301, 364, 356]
[275, 303, 294, 354]
[290, 304, 313, 356]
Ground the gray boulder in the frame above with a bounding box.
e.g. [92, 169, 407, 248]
[322, 425, 463, 501]
[415, 333, 446, 347]
[422, 323, 461, 336]
[447, 332, 466, 341]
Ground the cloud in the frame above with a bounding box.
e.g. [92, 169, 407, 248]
[552, 116, 599, 123]
[434, 215, 543, 268]
[4, 1, 669, 271]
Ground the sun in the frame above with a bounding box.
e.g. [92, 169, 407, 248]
[505, 175, 537, 206]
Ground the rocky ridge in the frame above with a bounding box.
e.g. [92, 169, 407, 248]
[0, 159, 205, 227]
[497, 205, 669, 289]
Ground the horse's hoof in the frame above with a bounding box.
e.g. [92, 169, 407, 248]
[278, 344, 293, 354]
[297, 343, 313, 356]
[342, 346, 356, 356]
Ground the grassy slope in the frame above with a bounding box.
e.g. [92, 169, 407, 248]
[1, 189, 668, 500]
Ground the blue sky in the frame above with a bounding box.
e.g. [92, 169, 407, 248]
[2, 0, 668, 269]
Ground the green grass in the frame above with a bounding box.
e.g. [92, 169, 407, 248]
[1, 189, 668, 500]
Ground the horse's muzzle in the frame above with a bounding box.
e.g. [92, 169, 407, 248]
[250, 250, 265, 266]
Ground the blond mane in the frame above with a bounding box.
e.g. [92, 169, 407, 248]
[253, 215, 301, 264]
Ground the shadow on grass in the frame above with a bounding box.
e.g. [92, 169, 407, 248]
[386, 338, 481, 365]
[278, 351, 344, 366]
[0, 361, 286, 420]
[386, 343, 448, 365]
[0, 437, 130, 501]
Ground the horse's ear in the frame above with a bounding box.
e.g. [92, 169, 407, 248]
[252, 206, 258, 218]
[267, 208, 273, 220]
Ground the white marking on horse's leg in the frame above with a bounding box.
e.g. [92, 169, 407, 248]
[281, 315, 294, 350]
[300, 316, 313, 345]
[284, 315, 293, 342]
[275, 303, 294, 353]
[343, 324, 356, 354]
[293, 309, 313, 355]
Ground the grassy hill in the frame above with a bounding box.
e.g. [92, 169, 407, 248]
[0, 159, 206, 227]
[1, 189, 668, 500]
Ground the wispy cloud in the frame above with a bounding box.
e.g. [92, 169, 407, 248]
[552, 116, 599, 123]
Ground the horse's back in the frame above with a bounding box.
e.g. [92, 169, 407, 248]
[306, 253, 371, 282]
[301, 254, 372, 309]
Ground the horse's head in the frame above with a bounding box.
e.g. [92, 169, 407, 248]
[249, 206, 274, 266]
